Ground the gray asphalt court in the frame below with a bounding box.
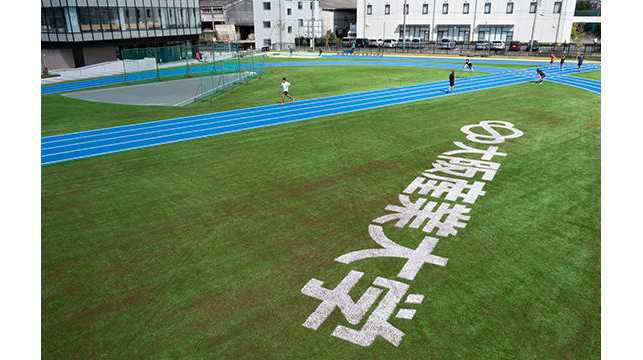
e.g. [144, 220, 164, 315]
[63, 72, 255, 106]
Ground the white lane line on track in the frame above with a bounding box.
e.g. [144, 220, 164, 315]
[42, 65, 601, 164]
[42, 73, 514, 146]
[42, 76, 537, 165]
[42, 73, 530, 152]
[44, 65, 599, 147]
[43, 76, 531, 158]
[42, 63, 598, 143]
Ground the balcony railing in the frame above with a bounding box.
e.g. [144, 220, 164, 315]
[574, 9, 601, 17]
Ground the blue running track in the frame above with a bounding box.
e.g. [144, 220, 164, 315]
[40, 54, 584, 95]
[42, 63, 599, 166]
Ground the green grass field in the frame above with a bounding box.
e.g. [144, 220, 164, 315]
[42, 66, 482, 136]
[572, 70, 601, 80]
[42, 65, 600, 359]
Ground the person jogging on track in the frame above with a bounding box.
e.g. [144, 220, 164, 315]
[560, 54, 566, 70]
[280, 78, 294, 104]
[448, 70, 456, 93]
[577, 53, 584, 71]
[536, 68, 546, 84]
[549, 53, 555, 67]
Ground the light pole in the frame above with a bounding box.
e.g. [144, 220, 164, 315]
[402, 0, 408, 50]
[529, 0, 543, 50]
[471, 0, 478, 43]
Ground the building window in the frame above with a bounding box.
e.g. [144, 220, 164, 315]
[43, 7, 67, 33]
[506, 2, 514, 14]
[423, 4, 429, 14]
[288, 26, 292, 33]
[263, 2, 271, 10]
[367, 5, 372, 15]
[478, 25, 514, 41]
[298, 2, 302, 10]
[553, 1, 562, 14]
[299, 19, 303, 26]
[310, 2, 313, 9]
[385, 4, 390, 15]
[529, 2, 537, 13]
[436, 25, 470, 41]
[484, 2, 491, 14]
[463, 3, 470, 14]
[263, 21, 271, 28]
[264, 38, 271, 46]
[442, 3, 449, 14]
[404, 3, 409, 14]
[287, 8, 292, 15]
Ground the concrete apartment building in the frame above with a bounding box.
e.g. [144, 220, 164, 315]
[42, 0, 202, 70]
[356, 0, 599, 43]
[252, 0, 324, 50]
[199, 0, 255, 45]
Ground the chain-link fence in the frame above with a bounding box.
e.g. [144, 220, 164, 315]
[119, 42, 266, 104]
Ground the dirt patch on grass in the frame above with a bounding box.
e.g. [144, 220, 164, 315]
[69, 287, 153, 328]
[285, 159, 401, 197]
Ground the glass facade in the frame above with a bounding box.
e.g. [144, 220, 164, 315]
[477, 25, 514, 41]
[42, 1, 200, 40]
[437, 25, 470, 42]
[400, 25, 430, 40]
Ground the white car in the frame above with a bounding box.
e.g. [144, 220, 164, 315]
[491, 40, 506, 51]
[439, 38, 456, 50]
[383, 39, 397, 48]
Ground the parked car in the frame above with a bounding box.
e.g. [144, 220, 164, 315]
[383, 39, 398, 48]
[439, 38, 457, 50]
[369, 39, 379, 47]
[411, 38, 421, 48]
[491, 40, 506, 51]
[354, 38, 370, 48]
[475, 41, 491, 50]
[526, 40, 540, 51]
[509, 41, 522, 51]
[377, 39, 384, 47]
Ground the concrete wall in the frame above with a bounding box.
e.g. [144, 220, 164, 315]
[83, 46, 119, 66]
[41, 48, 75, 71]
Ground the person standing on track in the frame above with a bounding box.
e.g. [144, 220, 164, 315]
[448, 70, 456, 93]
[464, 59, 470, 71]
[549, 53, 555, 67]
[280, 78, 295, 104]
[560, 54, 566, 70]
[577, 53, 584, 71]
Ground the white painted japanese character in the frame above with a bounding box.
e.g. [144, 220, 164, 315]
[426, 155, 500, 181]
[443, 141, 507, 161]
[335, 224, 448, 280]
[404, 173, 486, 204]
[460, 120, 524, 144]
[301, 270, 426, 347]
[372, 195, 471, 237]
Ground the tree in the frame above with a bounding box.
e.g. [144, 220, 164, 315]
[571, 23, 586, 48]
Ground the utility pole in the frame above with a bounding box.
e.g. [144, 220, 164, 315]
[554, 0, 565, 44]
[278, 0, 283, 50]
[529, 0, 542, 49]
[431, 0, 437, 42]
[402, 0, 407, 50]
[471, 0, 478, 43]
[311, 0, 316, 50]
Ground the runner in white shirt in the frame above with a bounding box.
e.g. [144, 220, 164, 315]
[280, 78, 295, 104]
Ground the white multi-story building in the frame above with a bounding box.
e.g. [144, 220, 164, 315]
[356, 0, 582, 43]
[253, 0, 324, 50]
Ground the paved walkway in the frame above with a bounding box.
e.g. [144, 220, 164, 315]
[41, 64, 600, 166]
